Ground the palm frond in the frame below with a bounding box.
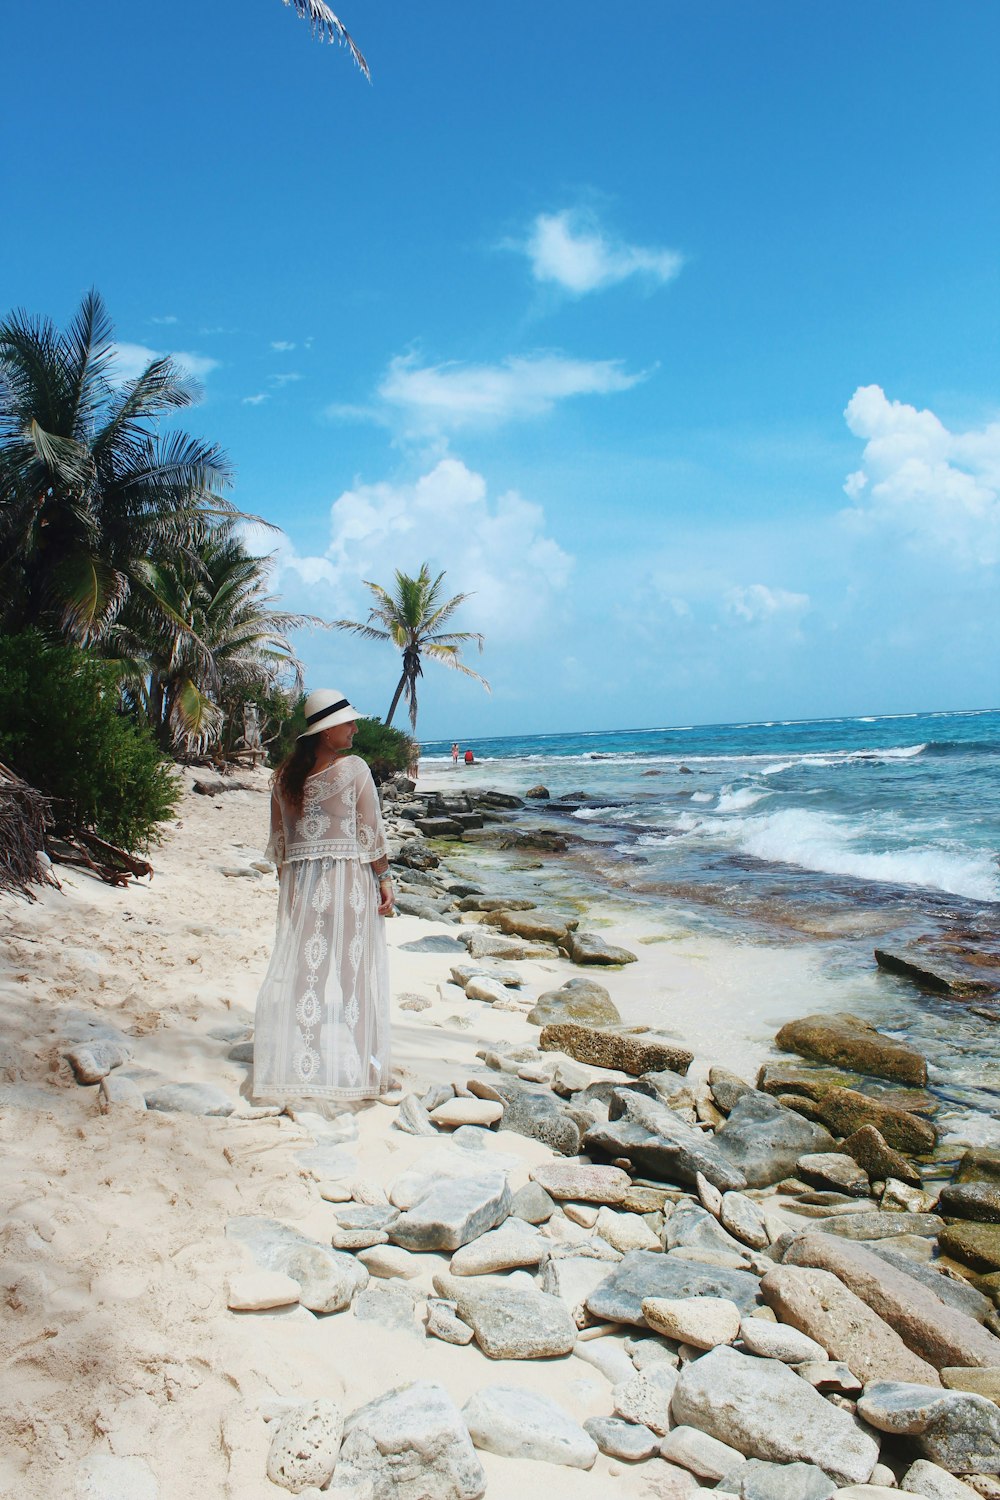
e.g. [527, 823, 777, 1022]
[283, 0, 370, 79]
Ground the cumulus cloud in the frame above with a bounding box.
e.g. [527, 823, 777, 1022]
[150, 314, 178, 326]
[112, 341, 219, 385]
[271, 340, 296, 352]
[277, 457, 573, 642]
[372, 351, 645, 433]
[242, 393, 269, 406]
[842, 384, 1000, 565]
[725, 584, 810, 623]
[522, 209, 683, 295]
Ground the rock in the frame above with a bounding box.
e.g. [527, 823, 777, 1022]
[716, 1458, 839, 1500]
[710, 1067, 755, 1114]
[642, 1068, 699, 1111]
[353, 1283, 421, 1335]
[698, 1171, 725, 1216]
[874, 950, 996, 998]
[775, 1013, 928, 1086]
[525, 784, 550, 798]
[541, 1255, 618, 1325]
[643, 1294, 741, 1348]
[797, 1153, 872, 1196]
[541, 1024, 692, 1076]
[551, 1059, 593, 1096]
[509, 1181, 555, 1223]
[226, 1216, 368, 1314]
[939, 1184, 1000, 1226]
[586, 1249, 762, 1326]
[415, 816, 465, 837]
[585, 1414, 660, 1462]
[739, 1317, 827, 1363]
[266, 1400, 344, 1493]
[432, 1272, 577, 1359]
[796, 1360, 861, 1394]
[529, 1161, 631, 1204]
[450, 960, 522, 989]
[671, 1345, 880, 1484]
[399, 995, 431, 1014]
[469, 1077, 581, 1155]
[939, 1225, 1000, 1274]
[941, 1368, 1000, 1402]
[337, 1380, 486, 1499]
[883, 1179, 937, 1213]
[808, 1211, 944, 1243]
[574, 1333, 636, 1385]
[721, 1191, 772, 1249]
[956, 1150, 1000, 1188]
[426, 1298, 475, 1345]
[665, 1201, 752, 1260]
[857, 1381, 1000, 1474]
[714, 1092, 836, 1188]
[227, 1270, 301, 1310]
[866, 1245, 994, 1324]
[449, 1220, 547, 1275]
[357, 1245, 421, 1281]
[390, 1171, 511, 1253]
[612, 1363, 679, 1434]
[75, 1454, 159, 1499]
[596, 1205, 662, 1253]
[65, 1038, 133, 1084]
[778, 1087, 936, 1156]
[527, 977, 622, 1027]
[430, 1098, 504, 1128]
[585, 1088, 746, 1191]
[902, 1459, 986, 1500]
[842, 1125, 922, 1186]
[761, 1264, 940, 1385]
[394, 1093, 437, 1136]
[144, 1082, 235, 1116]
[461, 929, 552, 961]
[98, 1073, 147, 1111]
[783, 1234, 1000, 1368]
[661, 1424, 748, 1480]
[463, 1386, 597, 1468]
[495, 908, 577, 944]
[565, 930, 638, 966]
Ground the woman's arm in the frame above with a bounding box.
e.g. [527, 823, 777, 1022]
[353, 760, 394, 915]
[264, 790, 286, 871]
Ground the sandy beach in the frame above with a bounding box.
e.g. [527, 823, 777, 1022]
[3, 767, 999, 1500]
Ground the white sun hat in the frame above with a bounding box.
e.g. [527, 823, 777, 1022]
[298, 687, 363, 738]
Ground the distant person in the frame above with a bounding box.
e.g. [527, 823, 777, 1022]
[464, 748, 475, 765]
[451, 742, 460, 766]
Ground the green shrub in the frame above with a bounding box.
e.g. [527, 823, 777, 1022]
[352, 717, 419, 783]
[0, 631, 179, 851]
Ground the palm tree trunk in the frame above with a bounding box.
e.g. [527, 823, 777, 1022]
[385, 669, 408, 728]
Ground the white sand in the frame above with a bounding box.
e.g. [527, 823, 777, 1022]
[0, 766, 804, 1498]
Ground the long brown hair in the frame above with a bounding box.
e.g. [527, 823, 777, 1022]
[273, 735, 319, 814]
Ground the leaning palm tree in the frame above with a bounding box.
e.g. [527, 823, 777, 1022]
[282, 0, 370, 77]
[0, 289, 235, 646]
[334, 564, 489, 732]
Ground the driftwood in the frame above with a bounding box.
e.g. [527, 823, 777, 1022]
[47, 830, 153, 887]
[0, 761, 54, 897]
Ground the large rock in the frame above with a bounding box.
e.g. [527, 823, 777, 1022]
[864, 1244, 993, 1324]
[389, 1171, 511, 1252]
[468, 1077, 581, 1155]
[144, 1081, 235, 1116]
[955, 1148, 1000, 1187]
[857, 1381, 1000, 1474]
[670, 1345, 880, 1485]
[527, 977, 622, 1027]
[612, 1364, 679, 1434]
[938, 1223, 1000, 1274]
[643, 1294, 741, 1349]
[738, 1317, 828, 1364]
[664, 1200, 752, 1260]
[461, 929, 553, 961]
[874, 949, 996, 998]
[509, 1181, 555, 1223]
[775, 1085, 937, 1155]
[584, 1088, 746, 1191]
[226, 1216, 367, 1313]
[585, 1415, 661, 1462]
[541, 1254, 617, 1325]
[901, 1459, 985, 1500]
[721, 1191, 772, 1249]
[266, 1400, 343, 1493]
[796, 1152, 871, 1196]
[433, 1272, 577, 1359]
[783, 1234, 1000, 1368]
[338, 1380, 486, 1498]
[843, 1124, 923, 1186]
[449, 1220, 547, 1275]
[65, 1038, 133, 1084]
[585, 1249, 762, 1326]
[713, 1091, 835, 1188]
[529, 1161, 631, 1205]
[463, 1386, 597, 1468]
[805, 1209, 944, 1242]
[566, 931, 638, 966]
[716, 1458, 838, 1500]
[938, 1184, 1000, 1225]
[541, 1024, 693, 1076]
[495, 908, 577, 944]
[759, 1264, 941, 1385]
[775, 1013, 928, 1086]
[710, 1067, 755, 1114]
[661, 1425, 748, 1481]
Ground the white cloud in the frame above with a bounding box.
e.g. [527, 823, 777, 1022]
[272, 371, 303, 387]
[242, 393, 269, 406]
[842, 384, 1000, 565]
[271, 340, 296, 352]
[523, 209, 683, 295]
[373, 351, 645, 432]
[112, 341, 220, 385]
[725, 584, 810, 623]
[150, 314, 178, 326]
[278, 457, 573, 643]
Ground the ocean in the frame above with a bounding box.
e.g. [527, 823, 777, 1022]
[422, 709, 1000, 1149]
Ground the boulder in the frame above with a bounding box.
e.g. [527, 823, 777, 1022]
[797, 1152, 872, 1196]
[395, 1093, 437, 1136]
[776, 1087, 936, 1156]
[584, 1088, 745, 1191]
[596, 1205, 662, 1253]
[874, 949, 996, 998]
[509, 1181, 555, 1223]
[664, 1201, 752, 1260]
[938, 1184, 1000, 1225]
[612, 1363, 679, 1435]
[524, 785, 550, 798]
[389, 1171, 511, 1253]
[337, 1380, 486, 1499]
[65, 1038, 133, 1084]
[266, 1400, 344, 1493]
[449, 1220, 547, 1276]
[713, 1092, 836, 1188]
[495, 908, 577, 944]
[585, 1415, 661, 1462]
[721, 1191, 772, 1249]
[661, 1424, 748, 1481]
[98, 1074, 147, 1112]
[463, 1386, 597, 1468]
[857, 1381, 1000, 1474]
[938, 1224, 1000, 1275]
[527, 977, 622, 1028]
[566, 930, 638, 966]
[670, 1345, 880, 1485]
[775, 1013, 928, 1086]
[806, 1210, 944, 1243]
[450, 960, 522, 989]
[357, 1245, 421, 1281]
[585, 1248, 762, 1326]
[463, 975, 513, 1005]
[530, 1160, 629, 1206]
[738, 1317, 827, 1363]
[425, 1297, 475, 1345]
[415, 816, 465, 837]
[226, 1216, 368, 1314]
[710, 1067, 755, 1114]
[642, 1294, 741, 1349]
[955, 1149, 1000, 1187]
[901, 1459, 985, 1500]
[430, 1098, 504, 1128]
[468, 1077, 581, 1155]
[842, 1124, 922, 1185]
[540, 1024, 692, 1076]
[433, 1272, 577, 1359]
[759, 1264, 941, 1385]
[783, 1234, 1000, 1368]
[462, 930, 553, 961]
[716, 1458, 839, 1500]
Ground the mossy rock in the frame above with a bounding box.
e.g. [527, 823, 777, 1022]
[938, 1221, 1000, 1273]
[774, 1011, 928, 1086]
[526, 978, 622, 1028]
[775, 1085, 936, 1155]
[956, 1148, 1000, 1187]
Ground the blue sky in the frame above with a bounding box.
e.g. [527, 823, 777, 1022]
[5, 2, 999, 738]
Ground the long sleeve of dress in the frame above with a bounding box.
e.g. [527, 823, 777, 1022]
[264, 791, 286, 869]
[352, 760, 388, 865]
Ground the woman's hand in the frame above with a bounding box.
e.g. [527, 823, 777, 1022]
[376, 874, 395, 917]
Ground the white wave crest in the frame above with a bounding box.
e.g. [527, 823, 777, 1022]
[714, 787, 769, 814]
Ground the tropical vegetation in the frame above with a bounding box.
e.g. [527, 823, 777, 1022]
[333, 563, 490, 733]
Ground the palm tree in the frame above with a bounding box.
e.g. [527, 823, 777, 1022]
[334, 564, 489, 731]
[283, 0, 370, 77]
[0, 289, 235, 646]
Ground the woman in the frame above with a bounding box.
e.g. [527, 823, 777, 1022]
[253, 688, 394, 1104]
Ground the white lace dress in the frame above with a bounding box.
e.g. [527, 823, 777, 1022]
[253, 755, 391, 1101]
